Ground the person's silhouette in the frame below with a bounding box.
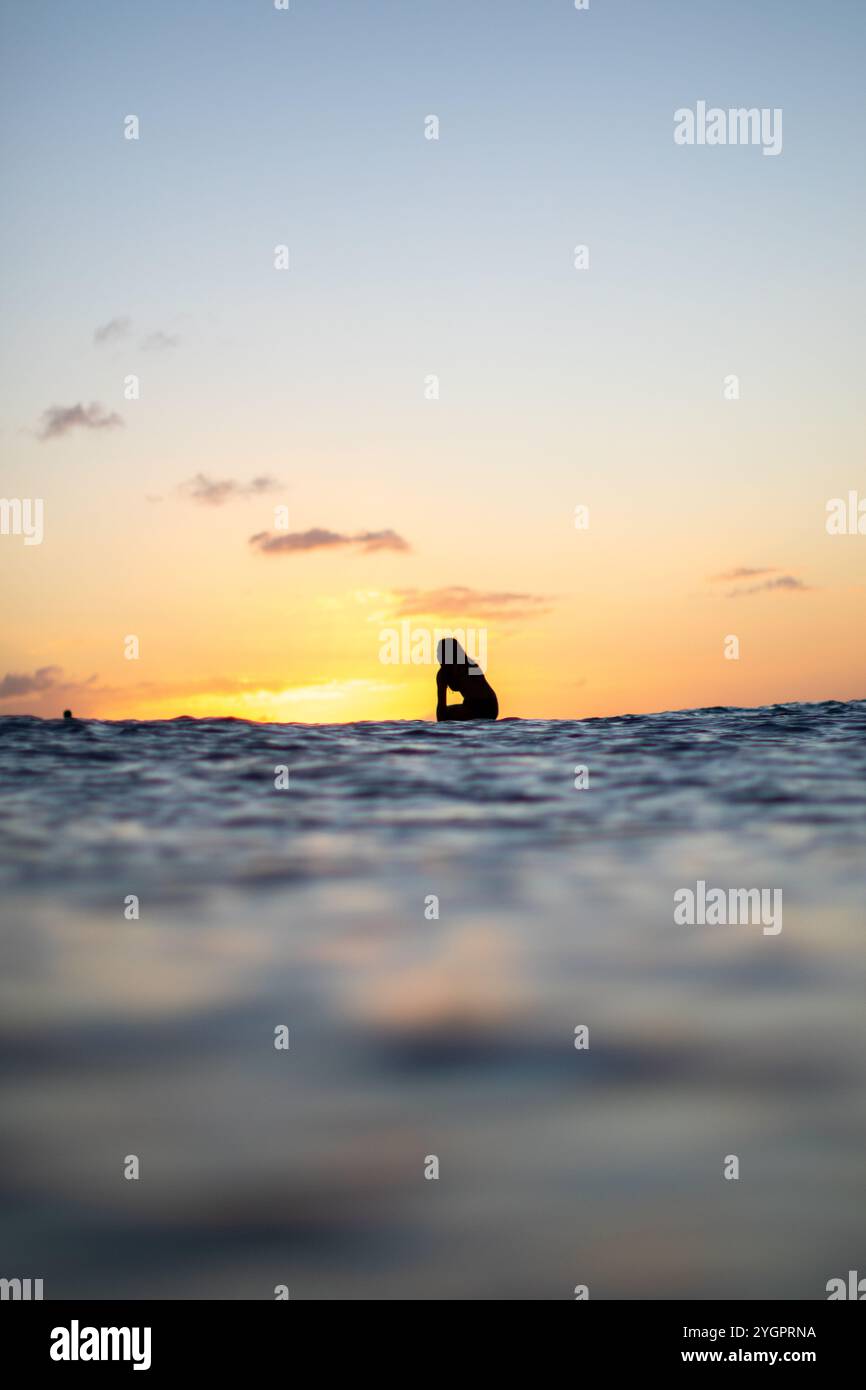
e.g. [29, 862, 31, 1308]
[435, 638, 498, 722]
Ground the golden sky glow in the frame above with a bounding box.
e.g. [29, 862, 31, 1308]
[3, 428, 864, 722]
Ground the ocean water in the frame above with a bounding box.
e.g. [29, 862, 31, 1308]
[1, 699, 864, 1301]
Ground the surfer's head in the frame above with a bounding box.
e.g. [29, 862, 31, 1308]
[436, 637, 481, 691]
[437, 637, 469, 668]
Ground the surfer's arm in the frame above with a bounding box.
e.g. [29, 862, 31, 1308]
[436, 667, 451, 721]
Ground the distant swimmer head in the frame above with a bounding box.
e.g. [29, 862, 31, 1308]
[63, 709, 72, 720]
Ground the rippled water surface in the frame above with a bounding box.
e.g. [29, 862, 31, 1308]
[1, 701, 865, 1298]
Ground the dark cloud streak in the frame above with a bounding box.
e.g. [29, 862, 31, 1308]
[181, 474, 281, 506]
[250, 527, 410, 555]
[0, 666, 62, 698]
[37, 402, 123, 440]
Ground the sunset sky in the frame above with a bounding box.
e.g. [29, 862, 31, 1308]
[1, 0, 864, 723]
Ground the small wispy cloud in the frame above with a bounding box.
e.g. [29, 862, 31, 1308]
[37, 402, 124, 440]
[728, 575, 812, 598]
[709, 566, 812, 598]
[710, 566, 776, 582]
[393, 586, 551, 619]
[180, 473, 281, 506]
[250, 527, 410, 555]
[94, 316, 131, 345]
[140, 330, 179, 352]
[93, 318, 179, 352]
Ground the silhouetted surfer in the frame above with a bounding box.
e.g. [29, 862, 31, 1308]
[435, 639, 498, 722]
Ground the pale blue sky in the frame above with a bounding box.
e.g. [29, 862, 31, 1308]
[2, 0, 864, 453]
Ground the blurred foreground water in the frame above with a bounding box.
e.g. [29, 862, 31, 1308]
[1, 700, 865, 1299]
